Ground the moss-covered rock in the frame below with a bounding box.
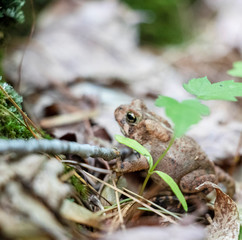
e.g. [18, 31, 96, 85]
[0, 78, 33, 139]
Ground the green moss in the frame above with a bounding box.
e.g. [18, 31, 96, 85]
[0, 78, 33, 139]
[71, 175, 90, 201]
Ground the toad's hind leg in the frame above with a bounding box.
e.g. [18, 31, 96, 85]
[179, 169, 217, 194]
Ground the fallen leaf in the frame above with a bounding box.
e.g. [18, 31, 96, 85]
[5, 182, 69, 240]
[196, 181, 240, 240]
[40, 109, 98, 128]
[60, 199, 101, 229]
[0, 154, 71, 239]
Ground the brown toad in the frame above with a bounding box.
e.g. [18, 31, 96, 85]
[114, 99, 235, 196]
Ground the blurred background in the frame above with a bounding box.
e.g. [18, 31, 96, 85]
[0, 0, 242, 163]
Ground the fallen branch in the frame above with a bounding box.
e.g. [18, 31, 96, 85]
[0, 139, 120, 161]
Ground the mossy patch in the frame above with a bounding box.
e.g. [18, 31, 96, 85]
[0, 79, 33, 139]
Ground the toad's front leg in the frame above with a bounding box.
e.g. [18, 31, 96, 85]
[115, 155, 149, 173]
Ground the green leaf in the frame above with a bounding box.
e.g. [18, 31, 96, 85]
[0, 0, 25, 24]
[154, 170, 188, 212]
[183, 77, 242, 101]
[227, 61, 242, 78]
[115, 134, 153, 170]
[155, 96, 209, 137]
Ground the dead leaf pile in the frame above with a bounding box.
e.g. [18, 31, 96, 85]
[197, 181, 240, 240]
[1, 0, 242, 239]
[0, 154, 71, 239]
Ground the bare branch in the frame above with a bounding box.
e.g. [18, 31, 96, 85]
[0, 139, 120, 161]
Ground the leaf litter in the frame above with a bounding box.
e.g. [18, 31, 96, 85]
[1, 0, 242, 239]
[196, 182, 240, 240]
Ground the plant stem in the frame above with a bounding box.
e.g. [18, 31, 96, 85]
[151, 136, 175, 172]
[139, 171, 152, 196]
[139, 136, 176, 196]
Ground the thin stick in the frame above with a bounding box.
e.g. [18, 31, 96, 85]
[60, 169, 76, 182]
[112, 179, 125, 230]
[123, 187, 180, 220]
[62, 161, 112, 174]
[17, 0, 36, 91]
[84, 171, 176, 224]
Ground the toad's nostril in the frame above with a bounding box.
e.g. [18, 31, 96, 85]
[121, 118, 125, 124]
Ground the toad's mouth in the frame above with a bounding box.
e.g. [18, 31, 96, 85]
[120, 127, 127, 137]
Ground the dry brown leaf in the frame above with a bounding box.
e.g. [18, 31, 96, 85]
[5, 182, 69, 240]
[196, 181, 239, 240]
[0, 209, 45, 239]
[40, 109, 98, 128]
[0, 154, 71, 239]
[60, 199, 101, 229]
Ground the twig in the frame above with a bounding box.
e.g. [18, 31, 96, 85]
[17, 0, 36, 91]
[0, 139, 120, 161]
[123, 187, 181, 220]
[112, 179, 125, 230]
[61, 160, 112, 174]
[84, 171, 176, 224]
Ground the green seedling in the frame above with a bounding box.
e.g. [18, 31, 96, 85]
[115, 134, 188, 212]
[115, 135, 153, 171]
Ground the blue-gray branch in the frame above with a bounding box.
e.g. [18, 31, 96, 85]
[0, 139, 120, 161]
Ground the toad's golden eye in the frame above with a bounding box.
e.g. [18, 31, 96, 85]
[126, 112, 137, 124]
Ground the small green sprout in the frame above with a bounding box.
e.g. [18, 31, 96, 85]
[115, 134, 188, 212]
[115, 134, 153, 171]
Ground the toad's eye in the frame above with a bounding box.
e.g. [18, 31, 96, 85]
[126, 112, 137, 124]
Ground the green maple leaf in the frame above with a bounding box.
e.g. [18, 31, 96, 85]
[183, 77, 242, 101]
[227, 61, 242, 78]
[155, 96, 209, 138]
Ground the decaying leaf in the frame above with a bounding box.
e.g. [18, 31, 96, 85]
[100, 176, 127, 205]
[5, 182, 69, 240]
[32, 158, 71, 209]
[0, 209, 45, 239]
[0, 154, 71, 239]
[196, 181, 239, 240]
[60, 199, 101, 229]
